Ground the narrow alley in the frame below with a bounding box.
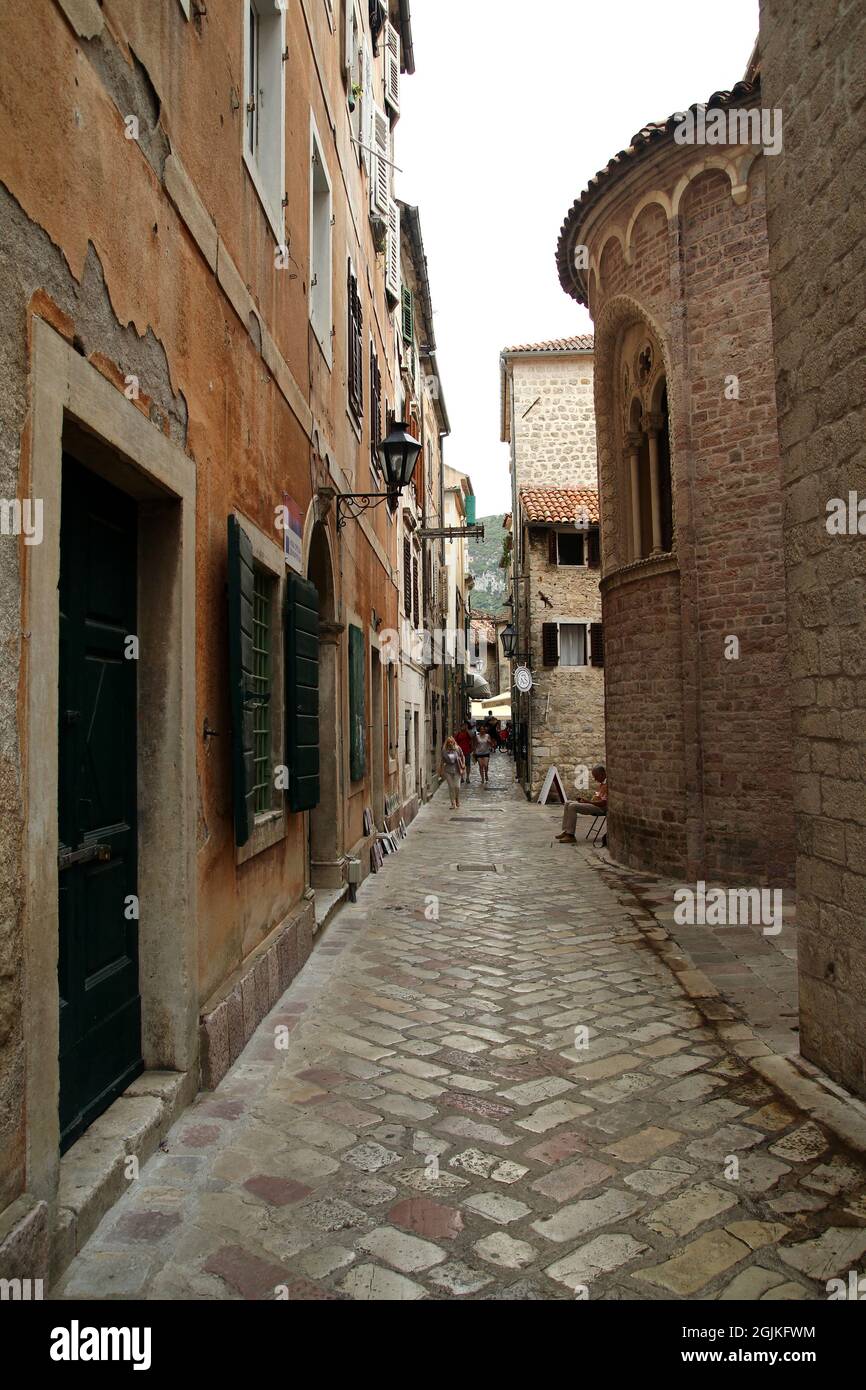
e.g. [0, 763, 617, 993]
[54, 755, 866, 1303]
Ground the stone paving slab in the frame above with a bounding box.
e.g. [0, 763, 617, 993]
[52, 756, 866, 1301]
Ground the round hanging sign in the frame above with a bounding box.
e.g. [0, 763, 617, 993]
[514, 665, 533, 693]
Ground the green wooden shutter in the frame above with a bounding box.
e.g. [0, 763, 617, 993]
[227, 514, 256, 846]
[401, 286, 414, 343]
[548, 530, 558, 565]
[285, 572, 321, 812]
[587, 527, 601, 568]
[349, 623, 366, 781]
[590, 622, 605, 668]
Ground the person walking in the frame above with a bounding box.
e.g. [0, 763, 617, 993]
[455, 722, 473, 784]
[439, 736, 465, 809]
[473, 725, 494, 784]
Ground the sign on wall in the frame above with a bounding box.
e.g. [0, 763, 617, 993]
[281, 492, 304, 573]
[514, 665, 533, 693]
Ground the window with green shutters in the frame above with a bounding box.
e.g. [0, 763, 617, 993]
[228, 515, 285, 849]
[251, 567, 273, 814]
[401, 286, 414, 344]
[349, 623, 366, 782]
[285, 572, 321, 812]
[227, 515, 257, 846]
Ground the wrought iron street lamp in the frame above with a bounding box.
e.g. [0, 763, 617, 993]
[332, 421, 422, 529]
[500, 622, 517, 659]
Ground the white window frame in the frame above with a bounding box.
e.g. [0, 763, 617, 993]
[242, 0, 286, 245]
[309, 114, 333, 367]
[384, 18, 400, 115]
[345, 2, 362, 114]
[385, 198, 400, 302]
[370, 102, 391, 217]
[558, 622, 588, 668]
[550, 618, 597, 669]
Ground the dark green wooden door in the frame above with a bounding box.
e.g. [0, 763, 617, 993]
[285, 573, 321, 812]
[58, 456, 142, 1153]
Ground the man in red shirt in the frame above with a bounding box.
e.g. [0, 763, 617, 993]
[455, 723, 473, 784]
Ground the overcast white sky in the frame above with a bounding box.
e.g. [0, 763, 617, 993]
[396, 0, 760, 516]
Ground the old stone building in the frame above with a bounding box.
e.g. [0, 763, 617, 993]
[393, 202, 457, 824]
[760, 0, 866, 1096]
[509, 488, 605, 799]
[556, 78, 795, 886]
[501, 341, 605, 799]
[0, 0, 457, 1280]
[501, 337, 597, 488]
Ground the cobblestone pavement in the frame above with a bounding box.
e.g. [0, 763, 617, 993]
[615, 870, 800, 1058]
[55, 755, 866, 1301]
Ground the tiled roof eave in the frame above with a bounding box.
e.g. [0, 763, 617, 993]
[556, 76, 763, 305]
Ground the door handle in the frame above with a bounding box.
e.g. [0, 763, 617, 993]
[58, 843, 112, 871]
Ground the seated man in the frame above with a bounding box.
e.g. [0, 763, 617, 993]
[556, 765, 607, 844]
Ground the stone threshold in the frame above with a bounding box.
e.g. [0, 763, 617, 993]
[592, 852, 866, 1160]
[313, 884, 348, 933]
[51, 1068, 196, 1285]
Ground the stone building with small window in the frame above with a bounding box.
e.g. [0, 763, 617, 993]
[500, 340, 605, 799]
[556, 75, 795, 887]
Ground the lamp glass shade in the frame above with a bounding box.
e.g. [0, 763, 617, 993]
[379, 421, 421, 491]
[500, 623, 517, 658]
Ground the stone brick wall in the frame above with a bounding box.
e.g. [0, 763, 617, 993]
[581, 138, 795, 887]
[525, 529, 605, 798]
[760, 0, 866, 1097]
[603, 562, 687, 876]
[511, 356, 597, 488]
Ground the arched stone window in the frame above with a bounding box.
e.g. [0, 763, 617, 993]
[618, 328, 673, 561]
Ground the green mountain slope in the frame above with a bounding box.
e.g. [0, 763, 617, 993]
[468, 514, 508, 615]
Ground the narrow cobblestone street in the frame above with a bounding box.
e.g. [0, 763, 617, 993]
[53, 754, 866, 1302]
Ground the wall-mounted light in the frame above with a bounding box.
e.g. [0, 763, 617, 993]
[331, 422, 422, 529]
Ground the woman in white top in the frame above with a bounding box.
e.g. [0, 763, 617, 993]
[473, 729, 494, 783]
[439, 736, 466, 809]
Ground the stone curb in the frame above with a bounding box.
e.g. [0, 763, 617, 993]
[597, 855, 866, 1162]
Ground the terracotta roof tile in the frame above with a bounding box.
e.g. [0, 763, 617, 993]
[504, 335, 594, 354]
[556, 77, 762, 305]
[519, 486, 599, 525]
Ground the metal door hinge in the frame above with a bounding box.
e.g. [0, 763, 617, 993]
[59, 843, 112, 870]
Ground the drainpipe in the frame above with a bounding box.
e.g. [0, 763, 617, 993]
[506, 356, 527, 792]
[439, 431, 448, 739]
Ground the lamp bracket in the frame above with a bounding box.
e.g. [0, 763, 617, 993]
[335, 490, 399, 530]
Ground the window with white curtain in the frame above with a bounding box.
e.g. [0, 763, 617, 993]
[559, 623, 587, 667]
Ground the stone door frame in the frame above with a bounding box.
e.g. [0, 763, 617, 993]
[22, 316, 198, 1202]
